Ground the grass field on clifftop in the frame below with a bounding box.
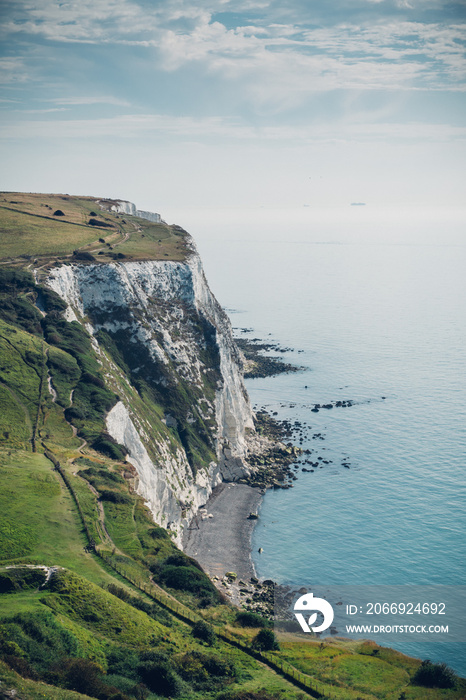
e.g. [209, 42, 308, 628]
[0, 192, 189, 263]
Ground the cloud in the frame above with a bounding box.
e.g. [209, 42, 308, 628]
[155, 17, 466, 109]
[8, 107, 69, 113]
[0, 0, 464, 114]
[52, 96, 131, 106]
[0, 57, 30, 83]
[0, 0, 156, 43]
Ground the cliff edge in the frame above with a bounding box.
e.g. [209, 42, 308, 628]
[42, 203, 255, 544]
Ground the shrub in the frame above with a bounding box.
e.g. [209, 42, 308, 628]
[164, 553, 203, 570]
[412, 659, 456, 689]
[81, 371, 106, 387]
[106, 583, 132, 603]
[175, 651, 236, 690]
[99, 490, 132, 504]
[60, 657, 105, 696]
[40, 287, 68, 315]
[0, 268, 35, 291]
[72, 251, 96, 261]
[3, 655, 38, 679]
[88, 218, 114, 228]
[252, 628, 279, 651]
[53, 209, 65, 216]
[0, 610, 78, 679]
[138, 652, 183, 697]
[236, 611, 266, 628]
[148, 526, 169, 540]
[192, 620, 215, 646]
[0, 568, 46, 593]
[159, 564, 218, 601]
[106, 646, 140, 681]
[92, 433, 127, 461]
[216, 692, 282, 700]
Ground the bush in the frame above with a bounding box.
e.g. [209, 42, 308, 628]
[236, 611, 266, 628]
[164, 553, 203, 570]
[0, 610, 78, 679]
[3, 655, 38, 679]
[88, 218, 114, 228]
[106, 583, 132, 603]
[106, 646, 140, 681]
[216, 692, 282, 700]
[60, 657, 105, 696]
[72, 251, 96, 261]
[192, 620, 215, 646]
[92, 433, 127, 461]
[0, 568, 46, 593]
[40, 287, 68, 315]
[412, 659, 456, 688]
[138, 652, 183, 697]
[175, 651, 236, 690]
[99, 490, 132, 504]
[148, 526, 169, 540]
[53, 209, 65, 216]
[159, 564, 218, 601]
[0, 268, 35, 291]
[252, 628, 279, 651]
[105, 584, 173, 627]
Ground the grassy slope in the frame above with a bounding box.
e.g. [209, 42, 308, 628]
[0, 194, 464, 700]
[0, 192, 189, 262]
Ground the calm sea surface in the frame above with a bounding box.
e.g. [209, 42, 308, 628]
[166, 206, 466, 673]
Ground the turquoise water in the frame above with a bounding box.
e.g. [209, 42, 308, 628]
[166, 206, 466, 674]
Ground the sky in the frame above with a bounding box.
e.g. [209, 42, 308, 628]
[0, 0, 465, 212]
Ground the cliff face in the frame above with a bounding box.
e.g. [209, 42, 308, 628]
[45, 239, 254, 545]
[108, 199, 162, 223]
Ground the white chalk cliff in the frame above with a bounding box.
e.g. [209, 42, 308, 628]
[108, 199, 162, 223]
[45, 215, 255, 545]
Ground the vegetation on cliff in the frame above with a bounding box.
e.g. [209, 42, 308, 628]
[0, 192, 190, 263]
[0, 194, 464, 700]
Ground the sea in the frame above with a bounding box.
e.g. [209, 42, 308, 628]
[165, 205, 466, 675]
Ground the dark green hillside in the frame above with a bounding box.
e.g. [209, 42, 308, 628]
[0, 194, 465, 700]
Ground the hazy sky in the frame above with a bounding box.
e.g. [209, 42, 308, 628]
[1, 0, 465, 211]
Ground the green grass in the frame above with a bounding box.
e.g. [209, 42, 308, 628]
[0, 318, 90, 453]
[0, 449, 118, 585]
[0, 319, 44, 433]
[0, 383, 32, 449]
[44, 569, 167, 647]
[112, 218, 189, 261]
[102, 500, 144, 558]
[0, 206, 103, 258]
[47, 346, 81, 408]
[272, 635, 466, 700]
[0, 285, 119, 453]
[0, 192, 190, 262]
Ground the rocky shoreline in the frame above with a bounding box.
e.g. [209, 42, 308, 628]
[183, 409, 305, 612]
[240, 410, 307, 490]
[235, 336, 303, 379]
[182, 482, 276, 614]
